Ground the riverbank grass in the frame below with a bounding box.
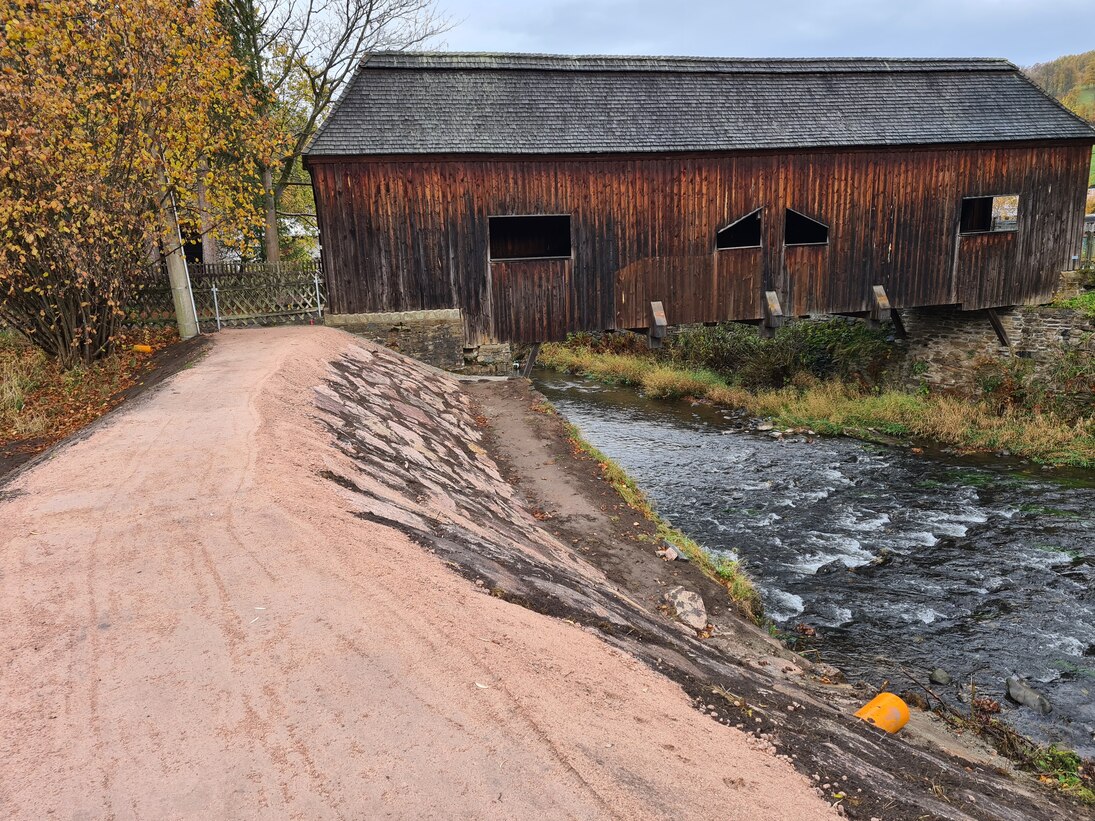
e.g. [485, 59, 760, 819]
[561, 420, 763, 621]
[541, 344, 1095, 468]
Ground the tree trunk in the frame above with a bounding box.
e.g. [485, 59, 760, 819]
[196, 157, 220, 265]
[159, 184, 199, 340]
[263, 165, 280, 263]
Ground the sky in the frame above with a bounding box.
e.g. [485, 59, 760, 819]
[431, 0, 1089, 68]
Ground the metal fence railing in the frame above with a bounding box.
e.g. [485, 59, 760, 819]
[128, 260, 326, 330]
[1077, 217, 1095, 272]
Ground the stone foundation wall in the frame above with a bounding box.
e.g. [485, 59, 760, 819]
[325, 310, 513, 375]
[898, 305, 1095, 392]
[1053, 269, 1088, 302]
[462, 343, 515, 375]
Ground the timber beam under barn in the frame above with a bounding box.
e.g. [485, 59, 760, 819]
[304, 53, 1095, 353]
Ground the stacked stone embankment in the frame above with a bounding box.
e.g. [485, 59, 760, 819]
[900, 305, 1095, 391]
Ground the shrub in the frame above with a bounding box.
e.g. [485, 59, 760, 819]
[564, 330, 649, 356]
[667, 319, 894, 389]
[975, 346, 1095, 422]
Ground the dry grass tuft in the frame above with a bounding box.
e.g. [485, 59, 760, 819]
[1, 327, 178, 453]
[0, 334, 49, 437]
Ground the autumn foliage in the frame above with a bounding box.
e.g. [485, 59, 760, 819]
[0, 0, 276, 365]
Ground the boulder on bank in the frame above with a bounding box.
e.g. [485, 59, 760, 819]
[1005, 676, 1052, 715]
[665, 586, 708, 630]
[929, 668, 952, 686]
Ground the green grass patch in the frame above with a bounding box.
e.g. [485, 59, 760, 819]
[541, 342, 1095, 469]
[562, 419, 763, 621]
[1057, 290, 1095, 318]
[1031, 745, 1094, 804]
[1019, 504, 1084, 519]
[936, 701, 1095, 805]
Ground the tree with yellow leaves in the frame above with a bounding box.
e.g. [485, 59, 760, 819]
[0, 0, 278, 364]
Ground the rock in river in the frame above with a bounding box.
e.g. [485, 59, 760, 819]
[1005, 676, 1052, 715]
[929, 668, 952, 686]
[814, 559, 847, 576]
[665, 586, 708, 630]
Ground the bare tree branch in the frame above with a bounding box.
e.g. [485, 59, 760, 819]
[219, 0, 448, 260]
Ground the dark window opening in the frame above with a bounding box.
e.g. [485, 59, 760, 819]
[960, 196, 1018, 234]
[488, 214, 572, 260]
[716, 209, 762, 249]
[784, 209, 829, 245]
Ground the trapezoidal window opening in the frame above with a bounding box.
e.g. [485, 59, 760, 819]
[716, 209, 762, 250]
[784, 208, 829, 246]
[959, 195, 1019, 235]
[488, 214, 572, 261]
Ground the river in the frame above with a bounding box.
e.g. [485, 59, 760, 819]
[534, 371, 1095, 757]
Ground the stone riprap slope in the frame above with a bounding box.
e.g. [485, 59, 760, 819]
[312, 339, 1076, 821]
[0, 327, 833, 820]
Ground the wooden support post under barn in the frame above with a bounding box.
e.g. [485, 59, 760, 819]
[868, 286, 891, 329]
[762, 291, 785, 339]
[303, 53, 1095, 369]
[986, 308, 1012, 348]
[648, 301, 668, 348]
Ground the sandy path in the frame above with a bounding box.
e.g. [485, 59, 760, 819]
[0, 327, 834, 819]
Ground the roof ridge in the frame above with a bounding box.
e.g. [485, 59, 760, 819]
[304, 52, 1095, 157]
[360, 52, 1017, 74]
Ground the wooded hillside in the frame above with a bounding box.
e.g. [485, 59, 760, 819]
[1025, 51, 1095, 186]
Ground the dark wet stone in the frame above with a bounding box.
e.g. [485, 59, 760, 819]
[929, 668, 952, 686]
[814, 559, 847, 576]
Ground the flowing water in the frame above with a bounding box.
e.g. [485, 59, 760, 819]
[534, 371, 1095, 756]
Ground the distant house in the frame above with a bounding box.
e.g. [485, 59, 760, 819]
[304, 53, 1095, 344]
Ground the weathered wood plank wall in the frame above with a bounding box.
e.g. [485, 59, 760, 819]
[307, 141, 1091, 344]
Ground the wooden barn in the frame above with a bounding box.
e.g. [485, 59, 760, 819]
[304, 53, 1095, 346]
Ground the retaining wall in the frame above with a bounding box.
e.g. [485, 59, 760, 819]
[325, 309, 512, 375]
[899, 304, 1095, 391]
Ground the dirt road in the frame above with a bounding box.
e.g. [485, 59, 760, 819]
[0, 328, 834, 819]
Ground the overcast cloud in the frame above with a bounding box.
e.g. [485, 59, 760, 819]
[429, 0, 1087, 67]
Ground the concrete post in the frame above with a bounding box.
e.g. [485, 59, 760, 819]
[158, 173, 199, 340]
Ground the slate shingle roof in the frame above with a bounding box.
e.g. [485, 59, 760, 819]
[305, 52, 1095, 156]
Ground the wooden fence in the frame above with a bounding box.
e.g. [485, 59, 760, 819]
[129, 261, 326, 329]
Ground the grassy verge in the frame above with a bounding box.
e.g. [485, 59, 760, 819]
[561, 418, 763, 621]
[1056, 289, 1095, 318]
[1, 328, 178, 454]
[541, 343, 1095, 468]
